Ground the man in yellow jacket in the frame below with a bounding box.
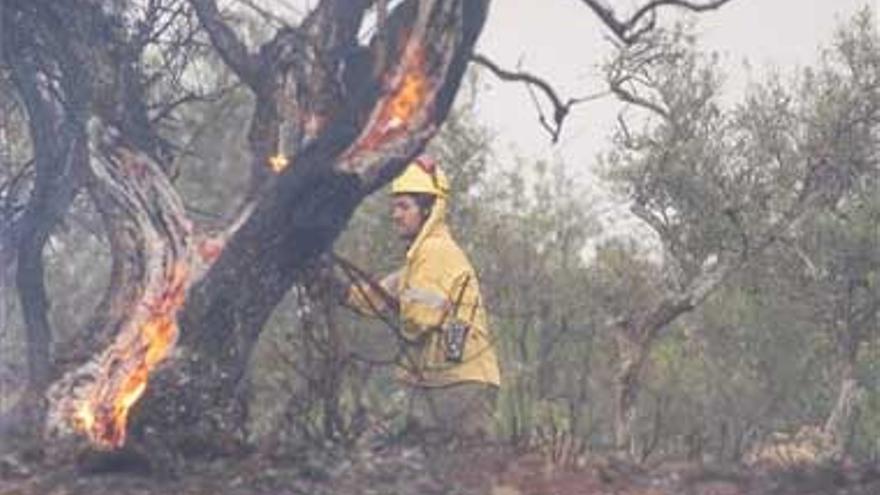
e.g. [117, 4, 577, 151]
[345, 155, 500, 445]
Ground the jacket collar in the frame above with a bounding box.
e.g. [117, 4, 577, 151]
[406, 196, 448, 260]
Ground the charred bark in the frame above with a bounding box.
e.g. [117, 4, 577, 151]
[2, 0, 200, 457]
[132, 0, 491, 455]
[45, 127, 192, 452]
[11, 0, 487, 459]
[1, 3, 90, 434]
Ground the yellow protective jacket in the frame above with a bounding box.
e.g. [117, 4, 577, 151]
[347, 197, 500, 388]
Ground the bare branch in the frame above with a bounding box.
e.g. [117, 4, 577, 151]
[630, 202, 672, 243]
[187, 0, 260, 86]
[233, 0, 293, 28]
[609, 73, 670, 120]
[471, 53, 608, 142]
[373, 0, 389, 77]
[136, 1, 192, 49]
[580, 0, 734, 44]
[148, 82, 242, 125]
[629, 0, 734, 27]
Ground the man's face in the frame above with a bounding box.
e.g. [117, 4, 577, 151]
[391, 194, 425, 241]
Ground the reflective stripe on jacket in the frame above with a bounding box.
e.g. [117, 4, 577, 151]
[348, 196, 500, 387]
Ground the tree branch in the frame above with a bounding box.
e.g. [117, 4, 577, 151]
[233, 0, 293, 28]
[47, 124, 193, 449]
[336, 0, 491, 189]
[640, 185, 827, 341]
[580, 0, 735, 44]
[471, 53, 607, 143]
[187, 0, 260, 87]
[609, 73, 670, 120]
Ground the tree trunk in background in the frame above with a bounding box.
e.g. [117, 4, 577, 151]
[2, 5, 90, 439]
[823, 333, 863, 461]
[609, 265, 729, 461]
[823, 372, 860, 460]
[14, 131, 86, 395]
[613, 326, 648, 459]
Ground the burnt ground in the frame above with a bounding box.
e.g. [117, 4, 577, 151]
[2, 443, 880, 495]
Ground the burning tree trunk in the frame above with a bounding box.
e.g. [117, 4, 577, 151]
[129, 0, 490, 454]
[2, 0, 487, 456]
[45, 129, 193, 450]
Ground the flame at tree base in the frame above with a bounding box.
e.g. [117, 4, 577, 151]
[62, 263, 189, 450]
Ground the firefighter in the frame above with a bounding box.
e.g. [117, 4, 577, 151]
[344, 155, 500, 446]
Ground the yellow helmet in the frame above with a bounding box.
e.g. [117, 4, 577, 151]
[391, 155, 449, 199]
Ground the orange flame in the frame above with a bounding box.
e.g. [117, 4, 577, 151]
[268, 153, 290, 173]
[72, 263, 188, 449]
[384, 69, 428, 131]
[347, 42, 430, 155]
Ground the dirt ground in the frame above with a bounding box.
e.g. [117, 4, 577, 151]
[2, 443, 880, 495]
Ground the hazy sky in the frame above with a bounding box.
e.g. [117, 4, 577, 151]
[472, 0, 874, 241]
[475, 0, 874, 168]
[265, 1, 873, 170]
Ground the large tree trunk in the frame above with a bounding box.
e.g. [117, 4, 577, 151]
[133, 1, 491, 456]
[23, 0, 487, 462]
[44, 130, 192, 454]
[2, 0, 188, 455]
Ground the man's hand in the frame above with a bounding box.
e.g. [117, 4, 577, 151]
[332, 254, 401, 315]
[379, 269, 402, 299]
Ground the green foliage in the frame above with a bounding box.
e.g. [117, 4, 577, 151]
[593, 9, 880, 461]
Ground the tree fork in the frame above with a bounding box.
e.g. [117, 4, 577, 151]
[132, 0, 491, 456]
